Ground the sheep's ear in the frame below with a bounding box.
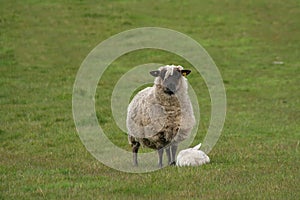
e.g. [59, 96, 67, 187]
[181, 70, 191, 77]
[150, 70, 160, 77]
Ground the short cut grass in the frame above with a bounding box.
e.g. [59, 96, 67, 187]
[1, 0, 299, 199]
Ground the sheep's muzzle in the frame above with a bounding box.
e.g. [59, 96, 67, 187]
[164, 83, 176, 95]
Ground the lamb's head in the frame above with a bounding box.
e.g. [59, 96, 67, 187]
[150, 65, 191, 95]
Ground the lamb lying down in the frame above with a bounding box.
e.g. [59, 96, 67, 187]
[176, 143, 210, 167]
[126, 65, 195, 167]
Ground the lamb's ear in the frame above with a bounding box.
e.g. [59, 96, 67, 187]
[181, 70, 191, 77]
[193, 143, 201, 150]
[150, 70, 160, 77]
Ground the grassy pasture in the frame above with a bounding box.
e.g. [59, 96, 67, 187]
[0, 0, 299, 199]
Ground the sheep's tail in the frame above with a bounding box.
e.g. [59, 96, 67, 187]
[192, 143, 202, 150]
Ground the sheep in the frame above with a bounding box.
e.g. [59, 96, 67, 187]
[126, 65, 195, 168]
[176, 143, 210, 167]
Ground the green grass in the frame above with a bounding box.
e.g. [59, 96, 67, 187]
[1, 0, 299, 199]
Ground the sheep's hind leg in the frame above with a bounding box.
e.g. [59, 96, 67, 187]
[158, 148, 164, 168]
[132, 141, 140, 166]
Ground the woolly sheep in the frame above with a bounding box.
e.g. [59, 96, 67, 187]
[126, 65, 195, 167]
[176, 143, 210, 167]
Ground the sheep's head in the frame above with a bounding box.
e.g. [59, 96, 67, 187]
[150, 65, 191, 95]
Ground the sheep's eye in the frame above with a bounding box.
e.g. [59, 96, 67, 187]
[173, 70, 181, 78]
[160, 70, 167, 79]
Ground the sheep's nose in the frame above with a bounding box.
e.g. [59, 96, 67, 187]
[167, 83, 176, 92]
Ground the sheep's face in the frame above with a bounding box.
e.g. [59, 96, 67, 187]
[150, 66, 191, 95]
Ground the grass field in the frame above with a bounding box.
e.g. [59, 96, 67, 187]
[1, 0, 299, 199]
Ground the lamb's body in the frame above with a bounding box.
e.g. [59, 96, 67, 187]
[176, 143, 210, 167]
[126, 65, 195, 167]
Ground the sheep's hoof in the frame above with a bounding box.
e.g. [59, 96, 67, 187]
[169, 161, 176, 166]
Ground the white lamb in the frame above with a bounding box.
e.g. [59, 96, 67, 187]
[126, 65, 195, 167]
[176, 143, 210, 167]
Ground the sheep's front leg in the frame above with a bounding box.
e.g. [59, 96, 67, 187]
[165, 144, 177, 165]
[158, 148, 164, 168]
[132, 141, 140, 166]
[166, 146, 171, 164]
[170, 143, 178, 165]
